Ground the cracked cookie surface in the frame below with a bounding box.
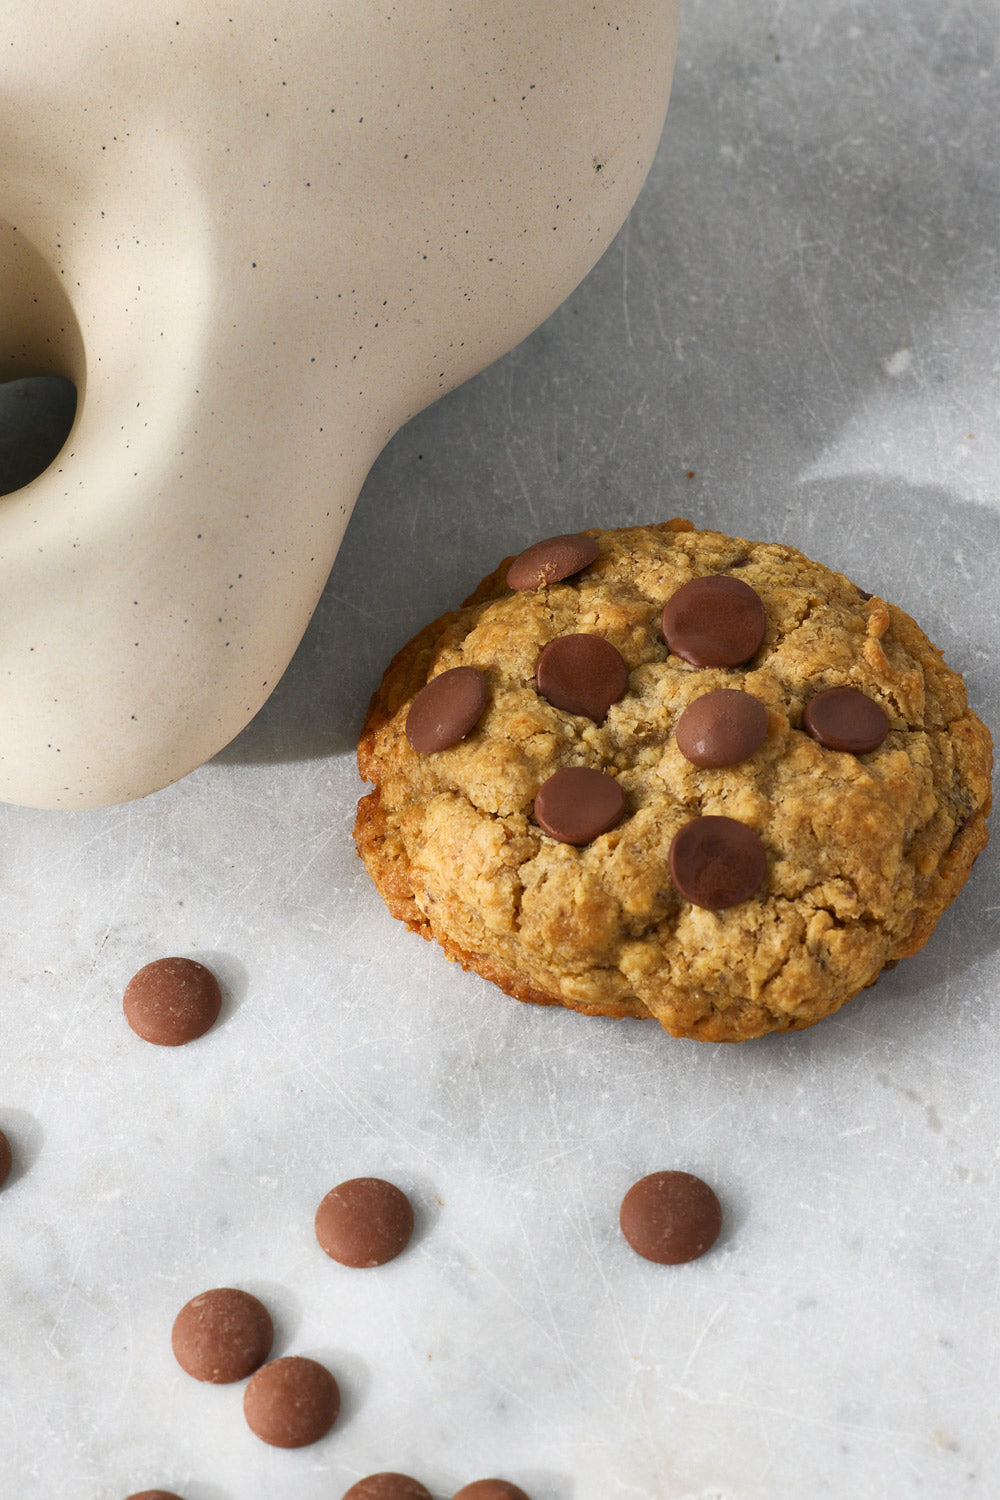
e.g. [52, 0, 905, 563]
[354, 520, 992, 1041]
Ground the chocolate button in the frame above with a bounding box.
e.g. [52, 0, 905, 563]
[620, 1170, 722, 1264]
[315, 1177, 414, 1268]
[669, 816, 766, 909]
[534, 766, 625, 846]
[0, 1130, 12, 1190]
[662, 574, 766, 667]
[452, 1483, 532, 1500]
[171, 1287, 273, 1383]
[675, 689, 768, 768]
[122, 957, 222, 1046]
[506, 532, 600, 590]
[803, 686, 889, 754]
[124, 1492, 186, 1500]
[243, 1356, 340, 1448]
[536, 634, 629, 723]
[343, 1478, 433, 1500]
[406, 666, 489, 753]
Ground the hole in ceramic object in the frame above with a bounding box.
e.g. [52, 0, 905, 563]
[0, 375, 77, 495]
[1, 217, 85, 494]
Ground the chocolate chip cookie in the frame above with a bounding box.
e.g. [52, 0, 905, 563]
[354, 520, 992, 1041]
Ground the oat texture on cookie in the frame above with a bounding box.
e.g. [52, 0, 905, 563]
[355, 521, 992, 1041]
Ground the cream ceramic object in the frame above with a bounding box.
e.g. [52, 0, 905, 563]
[0, 1, 680, 808]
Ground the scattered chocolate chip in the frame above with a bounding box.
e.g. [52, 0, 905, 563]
[536, 634, 629, 723]
[452, 1484, 531, 1500]
[243, 1356, 340, 1448]
[343, 1477, 433, 1500]
[0, 1130, 12, 1190]
[661, 574, 767, 667]
[533, 766, 625, 846]
[122, 957, 222, 1047]
[315, 1177, 415, 1268]
[620, 1170, 722, 1264]
[675, 689, 769, 768]
[124, 1491, 186, 1500]
[669, 816, 767, 909]
[171, 1287, 273, 1384]
[406, 666, 489, 753]
[506, 532, 600, 590]
[856, 585, 873, 601]
[803, 686, 889, 754]
[728, 553, 751, 568]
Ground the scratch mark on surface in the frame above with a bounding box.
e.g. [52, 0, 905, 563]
[677, 1300, 729, 1384]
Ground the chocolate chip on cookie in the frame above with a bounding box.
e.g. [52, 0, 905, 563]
[506, 532, 600, 590]
[406, 666, 489, 753]
[661, 573, 766, 667]
[803, 685, 889, 754]
[536, 634, 629, 724]
[534, 766, 626, 845]
[675, 689, 769, 767]
[669, 816, 767, 909]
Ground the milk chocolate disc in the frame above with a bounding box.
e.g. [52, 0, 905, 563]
[171, 1287, 273, 1383]
[0, 1130, 12, 1190]
[315, 1177, 414, 1268]
[452, 1484, 531, 1500]
[536, 634, 629, 723]
[619, 1171, 722, 1264]
[343, 1477, 433, 1500]
[406, 667, 489, 753]
[124, 1492, 186, 1500]
[803, 686, 889, 754]
[662, 574, 766, 667]
[669, 816, 767, 909]
[675, 689, 768, 767]
[506, 532, 600, 590]
[123, 957, 221, 1046]
[243, 1356, 340, 1448]
[533, 766, 625, 846]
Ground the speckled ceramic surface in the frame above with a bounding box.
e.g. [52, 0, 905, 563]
[0, 0, 678, 809]
[1, 2, 998, 1498]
